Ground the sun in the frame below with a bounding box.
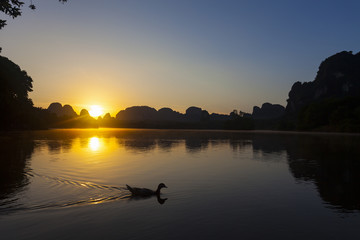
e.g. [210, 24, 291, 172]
[89, 137, 101, 151]
[89, 105, 103, 117]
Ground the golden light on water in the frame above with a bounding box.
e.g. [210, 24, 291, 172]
[89, 105, 103, 117]
[89, 137, 101, 151]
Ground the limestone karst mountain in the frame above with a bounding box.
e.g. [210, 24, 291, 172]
[286, 51, 360, 115]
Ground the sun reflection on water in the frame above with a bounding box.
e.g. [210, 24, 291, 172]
[89, 137, 101, 151]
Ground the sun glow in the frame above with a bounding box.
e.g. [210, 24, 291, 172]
[89, 105, 103, 117]
[89, 137, 101, 151]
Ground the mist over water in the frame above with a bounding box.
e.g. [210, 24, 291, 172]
[1, 129, 360, 239]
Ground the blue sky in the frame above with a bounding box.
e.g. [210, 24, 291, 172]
[1, 0, 360, 115]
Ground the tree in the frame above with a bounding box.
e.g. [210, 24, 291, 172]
[0, 55, 34, 129]
[0, 0, 67, 29]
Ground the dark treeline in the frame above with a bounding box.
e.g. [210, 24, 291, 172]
[1, 51, 360, 132]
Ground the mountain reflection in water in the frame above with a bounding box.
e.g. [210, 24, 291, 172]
[1, 129, 359, 215]
[249, 133, 360, 212]
[0, 135, 33, 206]
[0, 129, 360, 239]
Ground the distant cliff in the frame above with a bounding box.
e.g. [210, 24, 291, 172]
[286, 51, 360, 115]
[116, 106, 162, 121]
[116, 106, 231, 123]
[47, 102, 77, 117]
[285, 51, 360, 131]
[252, 103, 285, 120]
[43, 103, 247, 129]
[47, 102, 99, 128]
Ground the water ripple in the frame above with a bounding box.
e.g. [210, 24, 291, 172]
[0, 172, 130, 215]
[29, 172, 127, 191]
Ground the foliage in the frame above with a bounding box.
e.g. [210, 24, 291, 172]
[0, 0, 67, 29]
[224, 114, 254, 130]
[297, 97, 360, 132]
[0, 55, 35, 129]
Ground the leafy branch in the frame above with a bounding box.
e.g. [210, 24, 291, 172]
[0, 0, 67, 29]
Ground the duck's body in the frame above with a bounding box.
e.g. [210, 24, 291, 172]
[126, 183, 167, 197]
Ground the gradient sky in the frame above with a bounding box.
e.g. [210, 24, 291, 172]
[1, 0, 360, 116]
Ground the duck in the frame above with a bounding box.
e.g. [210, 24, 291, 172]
[126, 183, 167, 197]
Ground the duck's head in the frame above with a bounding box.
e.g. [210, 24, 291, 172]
[158, 183, 167, 189]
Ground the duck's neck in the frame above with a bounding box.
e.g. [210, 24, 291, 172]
[155, 186, 162, 195]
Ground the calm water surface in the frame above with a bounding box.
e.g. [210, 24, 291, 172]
[1, 129, 360, 239]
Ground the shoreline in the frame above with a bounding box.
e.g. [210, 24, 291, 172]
[1, 128, 359, 137]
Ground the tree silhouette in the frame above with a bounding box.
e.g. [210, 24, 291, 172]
[0, 55, 34, 129]
[0, 0, 67, 29]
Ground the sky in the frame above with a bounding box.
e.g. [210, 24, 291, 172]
[1, 0, 360, 116]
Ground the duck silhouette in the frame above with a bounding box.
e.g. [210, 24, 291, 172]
[126, 183, 167, 197]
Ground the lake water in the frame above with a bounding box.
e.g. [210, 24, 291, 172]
[1, 129, 360, 239]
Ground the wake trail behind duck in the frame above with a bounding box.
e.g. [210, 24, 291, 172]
[0, 172, 130, 215]
[27, 172, 128, 191]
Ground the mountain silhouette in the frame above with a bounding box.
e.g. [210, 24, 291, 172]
[2, 50, 360, 131]
[286, 51, 360, 115]
[158, 107, 184, 121]
[116, 106, 159, 121]
[80, 109, 90, 116]
[252, 102, 285, 120]
[283, 51, 360, 131]
[47, 102, 77, 117]
[115, 106, 233, 124]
